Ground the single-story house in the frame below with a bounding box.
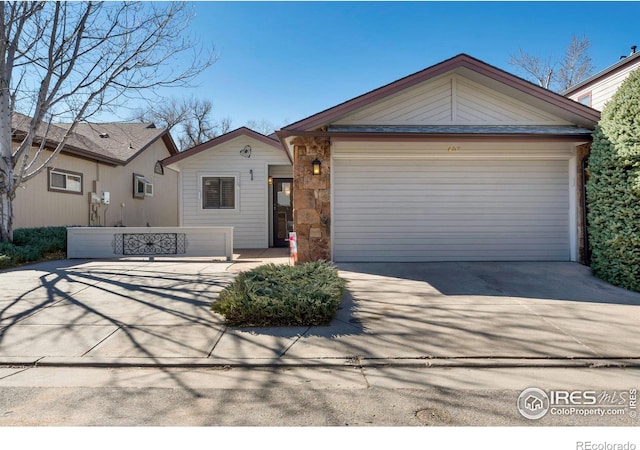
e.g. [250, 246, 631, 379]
[162, 127, 293, 249]
[564, 46, 640, 111]
[12, 114, 179, 229]
[276, 53, 600, 263]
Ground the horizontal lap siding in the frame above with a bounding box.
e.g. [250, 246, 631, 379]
[333, 156, 570, 262]
[179, 137, 290, 249]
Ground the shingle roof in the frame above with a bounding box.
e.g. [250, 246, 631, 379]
[11, 113, 177, 165]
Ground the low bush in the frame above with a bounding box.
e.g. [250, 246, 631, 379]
[0, 226, 67, 269]
[211, 261, 346, 327]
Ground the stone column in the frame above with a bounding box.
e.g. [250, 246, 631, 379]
[291, 135, 331, 263]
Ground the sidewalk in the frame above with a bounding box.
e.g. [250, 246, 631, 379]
[1, 250, 639, 368]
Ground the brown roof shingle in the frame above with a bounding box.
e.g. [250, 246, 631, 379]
[11, 113, 177, 166]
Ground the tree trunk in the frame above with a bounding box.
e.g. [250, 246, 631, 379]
[0, 64, 15, 243]
[0, 190, 13, 242]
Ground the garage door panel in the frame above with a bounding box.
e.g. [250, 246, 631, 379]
[333, 158, 570, 262]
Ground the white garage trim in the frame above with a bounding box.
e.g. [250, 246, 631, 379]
[331, 141, 577, 262]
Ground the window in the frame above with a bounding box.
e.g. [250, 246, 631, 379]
[48, 168, 83, 194]
[133, 173, 153, 199]
[578, 92, 592, 107]
[154, 161, 164, 175]
[202, 177, 235, 209]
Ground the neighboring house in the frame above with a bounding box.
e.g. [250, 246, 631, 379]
[162, 127, 293, 249]
[12, 114, 179, 229]
[277, 53, 600, 263]
[564, 46, 640, 111]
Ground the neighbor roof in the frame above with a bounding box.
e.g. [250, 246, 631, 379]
[279, 53, 600, 134]
[11, 113, 178, 166]
[563, 50, 640, 96]
[162, 126, 292, 166]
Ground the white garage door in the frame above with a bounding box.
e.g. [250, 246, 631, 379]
[333, 158, 570, 262]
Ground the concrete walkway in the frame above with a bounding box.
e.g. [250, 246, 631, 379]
[1, 250, 639, 368]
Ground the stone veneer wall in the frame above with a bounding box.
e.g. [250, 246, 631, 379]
[291, 136, 331, 263]
[576, 142, 591, 265]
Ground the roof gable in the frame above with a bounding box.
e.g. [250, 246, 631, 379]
[334, 73, 573, 126]
[282, 54, 599, 132]
[162, 127, 291, 166]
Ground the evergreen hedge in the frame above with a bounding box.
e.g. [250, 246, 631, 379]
[0, 226, 67, 269]
[586, 69, 640, 292]
[211, 261, 346, 327]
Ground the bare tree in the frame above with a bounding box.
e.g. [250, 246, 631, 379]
[0, 1, 215, 242]
[245, 119, 277, 136]
[135, 96, 232, 150]
[557, 35, 595, 91]
[509, 49, 555, 89]
[509, 35, 594, 92]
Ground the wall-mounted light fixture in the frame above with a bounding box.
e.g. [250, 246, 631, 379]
[312, 158, 321, 175]
[268, 176, 273, 185]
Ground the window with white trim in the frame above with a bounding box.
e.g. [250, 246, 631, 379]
[48, 168, 83, 194]
[202, 177, 235, 209]
[133, 173, 153, 199]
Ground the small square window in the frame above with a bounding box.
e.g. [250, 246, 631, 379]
[202, 177, 235, 209]
[48, 168, 83, 194]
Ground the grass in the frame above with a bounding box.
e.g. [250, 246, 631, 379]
[0, 226, 67, 269]
[211, 261, 346, 327]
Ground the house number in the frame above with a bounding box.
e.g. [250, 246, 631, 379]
[447, 146, 461, 153]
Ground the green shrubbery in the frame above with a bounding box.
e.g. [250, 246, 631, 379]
[211, 261, 346, 327]
[0, 226, 67, 269]
[586, 69, 640, 292]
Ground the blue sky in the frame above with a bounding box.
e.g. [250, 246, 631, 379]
[146, 1, 640, 131]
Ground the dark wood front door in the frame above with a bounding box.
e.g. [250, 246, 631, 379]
[273, 178, 293, 247]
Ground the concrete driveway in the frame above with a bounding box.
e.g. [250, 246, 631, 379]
[335, 261, 640, 361]
[0, 253, 639, 367]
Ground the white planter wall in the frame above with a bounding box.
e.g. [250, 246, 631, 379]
[67, 227, 233, 260]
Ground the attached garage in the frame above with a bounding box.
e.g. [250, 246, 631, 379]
[277, 54, 600, 264]
[332, 141, 574, 262]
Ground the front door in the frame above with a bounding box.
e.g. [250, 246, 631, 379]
[273, 178, 293, 247]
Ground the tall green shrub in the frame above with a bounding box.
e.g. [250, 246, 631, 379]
[586, 69, 640, 292]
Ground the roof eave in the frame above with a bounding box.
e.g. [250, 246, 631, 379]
[277, 129, 593, 142]
[12, 133, 123, 166]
